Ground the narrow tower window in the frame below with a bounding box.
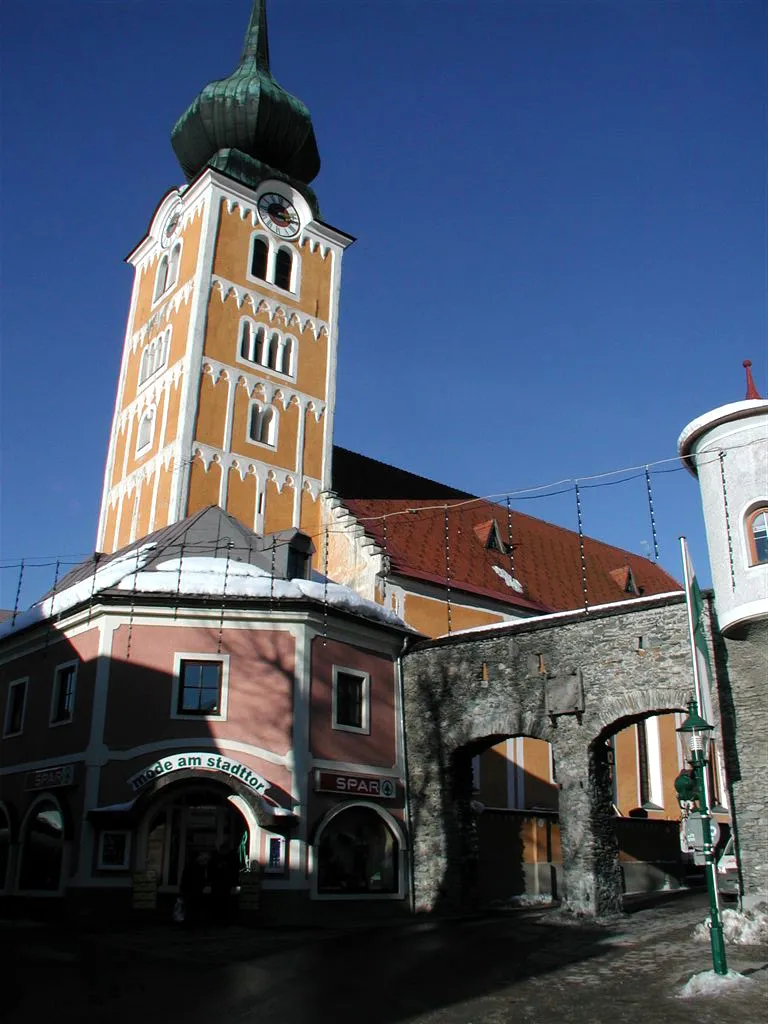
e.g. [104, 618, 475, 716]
[248, 402, 277, 447]
[250, 237, 268, 281]
[747, 507, 768, 565]
[167, 242, 181, 290]
[136, 408, 155, 453]
[273, 248, 293, 291]
[153, 255, 169, 301]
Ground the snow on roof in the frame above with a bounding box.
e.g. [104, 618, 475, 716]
[0, 549, 409, 640]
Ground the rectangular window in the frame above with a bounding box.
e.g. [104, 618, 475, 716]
[637, 722, 650, 806]
[51, 663, 77, 724]
[4, 678, 28, 736]
[332, 667, 370, 733]
[98, 831, 131, 870]
[177, 661, 222, 715]
[264, 835, 285, 874]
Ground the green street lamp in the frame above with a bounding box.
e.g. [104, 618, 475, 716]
[677, 697, 728, 975]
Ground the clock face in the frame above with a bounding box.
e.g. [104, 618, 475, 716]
[258, 192, 300, 238]
[161, 207, 182, 247]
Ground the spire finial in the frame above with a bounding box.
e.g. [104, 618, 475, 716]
[743, 359, 762, 400]
[241, 0, 270, 70]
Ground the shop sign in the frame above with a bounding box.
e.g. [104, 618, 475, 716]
[132, 870, 158, 910]
[128, 752, 269, 795]
[315, 770, 399, 800]
[238, 870, 261, 912]
[25, 763, 75, 791]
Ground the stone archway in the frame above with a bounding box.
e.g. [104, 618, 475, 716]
[401, 594, 695, 916]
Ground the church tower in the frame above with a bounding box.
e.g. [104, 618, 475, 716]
[97, 1, 353, 554]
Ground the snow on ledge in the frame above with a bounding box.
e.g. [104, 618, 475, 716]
[0, 551, 410, 638]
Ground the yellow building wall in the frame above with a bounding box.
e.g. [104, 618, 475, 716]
[614, 726, 639, 814]
[403, 593, 505, 638]
[103, 502, 119, 553]
[302, 407, 324, 480]
[124, 389, 167, 477]
[154, 458, 175, 532]
[523, 739, 558, 811]
[230, 387, 299, 470]
[135, 473, 154, 540]
[111, 424, 129, 487]
[300, 489, 322, 555]
[132, 209, 203, 330]
[212, 201, 334, 323]
[226, 467, 257, 530]
[116, 489, 135, 550]
[187, 456, 222, 516]
[122, 301, 193, 409]
[263, 478, 295, 535]
[195, 371, 229, 449]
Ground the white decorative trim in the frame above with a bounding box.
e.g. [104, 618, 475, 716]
[331, 665, 370, 734]
[49, 660, 78, 727]
[718, 597, 768, 632]
[134, 405, 156, 456]
[3, 677, 28, 738]
[170, 652, 230, 721]
[246, 230, 302, 298]
[210, 275, 328, 339]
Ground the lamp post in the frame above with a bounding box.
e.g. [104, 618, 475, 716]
[676, 697, 728, 975]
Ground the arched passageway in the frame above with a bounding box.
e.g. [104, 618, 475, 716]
[402, 594, 697, 915]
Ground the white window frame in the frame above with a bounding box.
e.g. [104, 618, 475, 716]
[135, 405, 156, 455]
[170, 652, 230, 721]
[49, 660, 78, 727]
[3, 677, 28, 737]
[331, 666, 370, 734]
[138, 327, 171, 388]
[152, 240, 183, 306]
[97, 830, 132, 871]
[263, 834, 286, 874]
[742, 499, 768, 569]
[247, 400, 278, 449]
[246, 232, 301, 297]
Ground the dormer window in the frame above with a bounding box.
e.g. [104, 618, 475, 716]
[474, 519, 511, 554]
[747, 506, 768, 565]
[248, 402, 277, 447]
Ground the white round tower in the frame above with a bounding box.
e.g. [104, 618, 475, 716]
[678, 361, 768, 636]
[678, 360, 768, 907]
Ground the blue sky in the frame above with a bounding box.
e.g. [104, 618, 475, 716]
[1, 0, 765, 609]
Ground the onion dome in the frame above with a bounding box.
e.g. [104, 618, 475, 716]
[171, 0, 320, 191]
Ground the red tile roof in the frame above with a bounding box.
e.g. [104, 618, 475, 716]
[339, 496, 681, 615]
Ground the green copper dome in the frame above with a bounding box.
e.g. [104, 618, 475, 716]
[171, 1, 320, 189]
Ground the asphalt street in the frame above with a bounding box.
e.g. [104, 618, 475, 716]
[4, 892, 767, 1024]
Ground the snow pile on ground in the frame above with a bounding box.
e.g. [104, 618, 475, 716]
[677, 969, 753, 999]
[693, 904, 768, 945]
[488, 893, 554, 910]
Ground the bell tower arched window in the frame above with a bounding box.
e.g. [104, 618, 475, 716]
[273, 248, 293, 291]
[747, 506, 768, 565]
[248, 402, 277, 448]
[153, 241, 182, 303]
[250, 237, 268, 281]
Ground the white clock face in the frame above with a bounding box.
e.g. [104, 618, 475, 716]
[258, 192, 300, 238]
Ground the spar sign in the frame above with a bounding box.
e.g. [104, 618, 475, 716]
[128, 753, 269, 795]
[315, 770, 401, 801]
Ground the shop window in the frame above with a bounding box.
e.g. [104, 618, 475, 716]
[98, 831, 131, 870]
[171, 654, 229, 720]
[264, 835, 285, 874]
[248, 402, 277, 447]
[332, 667, 369, 733]
[3, 677, 27, 736]
[18, 800, 64, 892]
[0, 806, 10, 891]
[317, 806, 399, 895]
[746, 507, 768, 565]
[50, 662, 77, 725]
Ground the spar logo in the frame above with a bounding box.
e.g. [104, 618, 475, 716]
[315, 770, 400, 801]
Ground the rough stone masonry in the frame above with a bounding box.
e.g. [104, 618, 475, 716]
[400, 593, 715, 916]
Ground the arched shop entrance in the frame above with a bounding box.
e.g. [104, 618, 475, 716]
[17, 797, 66, 893]
[314, 803, 406, 899]
[137, 781, 250, 893]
